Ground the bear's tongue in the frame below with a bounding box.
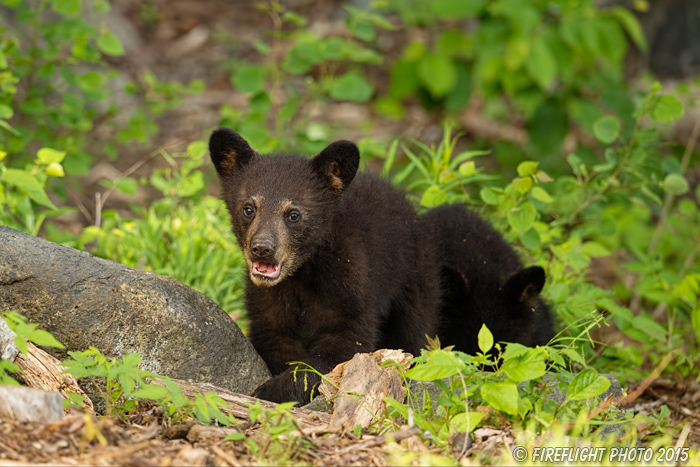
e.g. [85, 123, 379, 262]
[253, 261, 281, 279]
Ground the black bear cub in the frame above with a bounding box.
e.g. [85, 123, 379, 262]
[424, 204, 554, 355]
[209, 128, 441, 404]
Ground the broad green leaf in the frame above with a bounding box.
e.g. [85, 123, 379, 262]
[526, 36, 556, 90]
[565, 369, 610, 403]
[51, 0, 81, 15]
[329, 73, 373, 102]
[26, 329, 65, 348]
[132, 384, 170, 400]
[608, 6, 647, 52]
[77, 71, 104, 92]
[480, 382, 519, 415]
[508, 203, 536, 234]
[420, 185, 447, 208]
[46, 162, 65, 177]
[97, 30, 125, 56]
[232, 66, 265, 94]
[580, 241, 611, 258]
[115, 177, 138, 195]
[122, 352, 142, 367]
[224, 432, 246, 441]
[417, 54, 456, 98]
[0, 104, 12, 119]
[651, 95, 684, 123]
[663, 173, 689, 195]
[480, 187, 499, 205]
[37, 148, 66, 164]
[520, 228, 541, 249]
[531, 187, 553, 203]
[450, 412, 485, 433]
[502, 348, 547, 382]
[517, 161, 539, 177]
[459, 161, 475, 176]
[404, 349, 466, 381]
[593, 116, 621, 144]
[513, 177, 533, 194]
[1, 169, 55, 208]
[478, 324, 493, 354]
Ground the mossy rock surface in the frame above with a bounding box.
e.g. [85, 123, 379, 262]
[0, 226, 270, 395]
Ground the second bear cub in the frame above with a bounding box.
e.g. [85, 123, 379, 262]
[209, 128, 441, 404]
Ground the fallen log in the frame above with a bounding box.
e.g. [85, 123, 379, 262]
[0, 317, 93, 411]
[160, 378, 331, 430]
[320, 349, 412, 430]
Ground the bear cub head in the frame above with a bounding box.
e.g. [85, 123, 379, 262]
[209, 127, 360, 287]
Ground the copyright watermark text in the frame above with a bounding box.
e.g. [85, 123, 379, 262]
[511, 446, 690, 463]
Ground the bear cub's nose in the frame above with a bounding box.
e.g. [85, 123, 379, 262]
[251, 238, 276, 258]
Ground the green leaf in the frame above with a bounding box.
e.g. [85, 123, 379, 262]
[0, 104, 13, 119]
[26, 329, 65, 349]
[478, 324, 493, 354]
[132, 384, 170, 400]
[531, 187, 553, 203]
[502, 348, 547, 382]
[608, 6, 647, 52]
[508, 203, 536, 234]
[517, 161, 539, 177]
[77, 71, 105, 92]
[480, 187, 499, 205]
[37, 148, 67, 164]
[404, 349, 466, 381]
[329, 73, 373, 102]
[526, 36, 557, 90]
[593, 116, 621, 144]
[417, 54, 456, 98]
[51, 0, 81, 15]
[663, 173, 689, 195]
[451, 412, 485, 433]
[420, 185, 447, 208]
[232, 65, 265, 94]
[1, 169, 55, 208]
[651, 95, 684, 123]
[565, 369, 610, 403]
[46, 162, 65, 177]
[459, 161, 475, 176]
[97, 30, 125, 56]
[114, 177, 138, 195]
[480, 382, 519, 415]
[122, 352, 142, 367]
[224, 432, 246, 441]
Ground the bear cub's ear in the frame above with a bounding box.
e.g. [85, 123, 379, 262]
[504, 266, 546, 306]
[310, 140, 360, 193]
[209, 128, 256, 178]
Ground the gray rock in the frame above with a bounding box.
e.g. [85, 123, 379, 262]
[0, 226, 270, 395]
[0, 386, 64, 423]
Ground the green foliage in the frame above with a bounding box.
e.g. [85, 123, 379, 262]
[0, 311, 65, 385]
[70, 143, 248, 326]
[390, 334, 630, 447]
[0, 0, 201, 234]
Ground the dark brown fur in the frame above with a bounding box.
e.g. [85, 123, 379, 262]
[422, 204, 554, 355]
[210, 128, 441, 404]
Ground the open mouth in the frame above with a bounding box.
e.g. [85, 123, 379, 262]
[252, 261, 281, 280]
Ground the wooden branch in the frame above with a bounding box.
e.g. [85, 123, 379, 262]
[1, 318, 93, 411]
[162, 378, 331, 429]
[320, 349, 412, 430]
[13, 341, 94, 411]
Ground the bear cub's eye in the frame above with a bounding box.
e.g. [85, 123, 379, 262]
[287, 210, 301, 222]
[243, 205, 255, 217]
